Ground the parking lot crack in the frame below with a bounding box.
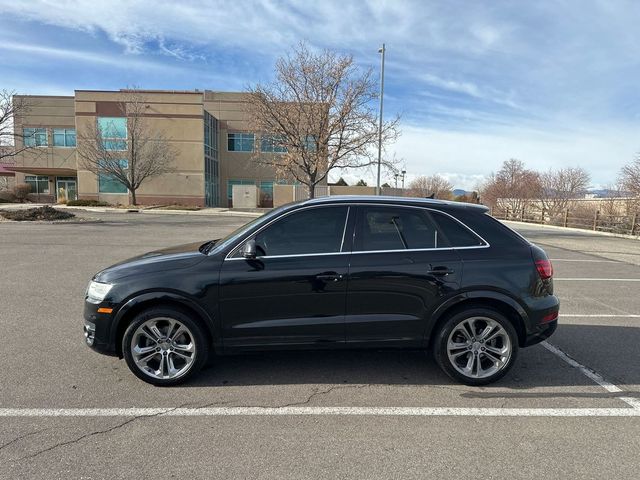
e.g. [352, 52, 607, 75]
[16, 404, 188, 462]
[0, 428, 48, 451]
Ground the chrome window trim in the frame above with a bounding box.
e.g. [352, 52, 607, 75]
[224, 202, 490, 261]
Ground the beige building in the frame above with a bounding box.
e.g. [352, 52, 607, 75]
[10, 89, 295, 207]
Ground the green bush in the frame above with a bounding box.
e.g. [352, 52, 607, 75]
[66, 199, 110, 207]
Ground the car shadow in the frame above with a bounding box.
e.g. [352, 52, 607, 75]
[184, 324, 640, 400]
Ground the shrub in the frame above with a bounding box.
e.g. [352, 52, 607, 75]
[66, 199, 110, 207]
[13, 183, 31, 202]
[0, 205, 75, 221]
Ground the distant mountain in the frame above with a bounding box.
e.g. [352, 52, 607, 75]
[452, 189, 469, 196]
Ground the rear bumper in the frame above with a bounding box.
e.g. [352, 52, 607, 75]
[522, 294, 560, 347]
[522, 319, 557, 347]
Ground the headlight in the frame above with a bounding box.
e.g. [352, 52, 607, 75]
[87, 281, 113, 303]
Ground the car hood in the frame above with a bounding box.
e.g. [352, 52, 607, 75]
[94, 241, 208, 283]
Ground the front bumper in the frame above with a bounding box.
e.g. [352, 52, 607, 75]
[83, 301, 118, 356]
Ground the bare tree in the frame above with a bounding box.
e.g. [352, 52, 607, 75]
[246, 42, 399, 198]
[76, 90, 176, 205]
[620, 154, 640, 197]
[407, 174, 453, 199]
[481, 159, 541, 214]
[538, 166, 590, 220]
[0, 90, 34, 161]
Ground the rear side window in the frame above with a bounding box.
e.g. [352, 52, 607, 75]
[354, 206, 486, 252]
[355, 206, 445, 251]
[429, 211, 486, 247]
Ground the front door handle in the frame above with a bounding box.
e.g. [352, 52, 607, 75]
[427, 266, 454, 276]
[316, 273, 343, 282]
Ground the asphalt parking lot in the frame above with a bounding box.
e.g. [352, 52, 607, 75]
[1, 211, 639, 479]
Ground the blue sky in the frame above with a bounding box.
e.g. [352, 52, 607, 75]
[1, 0, 639, 189]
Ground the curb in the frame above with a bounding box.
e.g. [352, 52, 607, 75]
[503, 220, 640, 241]
[0, 204, 262, 218]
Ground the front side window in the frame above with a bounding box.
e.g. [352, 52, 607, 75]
[23, 128, 48, 147]
[98, 117, 127, 151]
[24, 175, 50, 194]
[227, 133, 254, 152]
[250, 206, 349, 257]
[53, 128, 76, 147]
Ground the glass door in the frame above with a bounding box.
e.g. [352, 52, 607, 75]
[56, 177, 77, 202]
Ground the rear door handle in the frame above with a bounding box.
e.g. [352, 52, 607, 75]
[316, 273, 343, 282]
[427, 266, 454, 276]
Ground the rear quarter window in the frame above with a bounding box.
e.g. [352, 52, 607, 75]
[428, 210, 486, 247]
[447, 209, 529, 248]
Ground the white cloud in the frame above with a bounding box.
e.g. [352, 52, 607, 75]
[391, 124, 638, 190]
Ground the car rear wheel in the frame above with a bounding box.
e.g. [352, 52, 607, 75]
[122, 307, 209, 386]
[433, 308, 518, 385]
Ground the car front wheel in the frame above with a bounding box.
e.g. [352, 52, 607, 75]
[433, 308, 518, 386]
[122, 307, 209, 386]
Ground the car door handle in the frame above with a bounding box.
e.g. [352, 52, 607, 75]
[427, 266, 455, 276]
[315, 273, 343, 282]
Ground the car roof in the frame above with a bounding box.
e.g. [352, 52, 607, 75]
[297, 195, 489, 212]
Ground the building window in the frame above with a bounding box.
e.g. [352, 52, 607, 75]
[204, 111, 219, 207]
[304, 135, 317, 152]
[261, 134, 287, 153]
[23, 128, 48, 147]
[24, 175, 50, 194]
[98, 174, 127, 194]
[98, 117, 127, 151]
[227, 133, 254, 152]
[53, 128, 76, 147]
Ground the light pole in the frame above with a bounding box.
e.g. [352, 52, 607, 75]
[376, 43, 385, 196]
[401, 170, 406, 191]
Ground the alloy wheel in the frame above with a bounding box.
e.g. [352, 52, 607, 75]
[130, 317, 196, 380]
[446, 316, 512, 379]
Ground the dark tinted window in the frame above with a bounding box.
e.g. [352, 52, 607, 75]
[429, 211, 486, 247]
[253, 206, 348, 256]
[355, 206, 446, 251]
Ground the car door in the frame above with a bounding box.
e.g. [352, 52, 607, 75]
[219, 205, 352, 349]
[345, 205, 469, 347]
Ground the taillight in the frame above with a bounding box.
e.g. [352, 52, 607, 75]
[535, 259, 553, 279]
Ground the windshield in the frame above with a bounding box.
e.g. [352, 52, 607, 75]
[207, 205, 290, 255]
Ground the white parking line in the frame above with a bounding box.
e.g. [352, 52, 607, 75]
[554, 278, 640, 282]
[542, 342, 640, 410]
[551, 259, 621, 263]
[561, 314, 640, 318]
[0, 407, 638, 417]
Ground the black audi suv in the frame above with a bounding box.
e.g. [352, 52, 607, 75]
[83, 196, 559, 386]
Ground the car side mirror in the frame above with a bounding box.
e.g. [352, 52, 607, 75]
[241, 239, 257, 259]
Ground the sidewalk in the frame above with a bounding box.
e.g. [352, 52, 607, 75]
[0, 203, 264, 218]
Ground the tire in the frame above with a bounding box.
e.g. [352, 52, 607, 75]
[433, 308, 519, 386]
[122, 306, 210, 386]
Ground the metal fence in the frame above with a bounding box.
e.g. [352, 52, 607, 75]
[491, 205, 639, 236]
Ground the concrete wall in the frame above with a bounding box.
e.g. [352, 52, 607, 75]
[232, 184, 258, 208]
